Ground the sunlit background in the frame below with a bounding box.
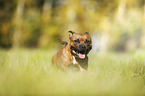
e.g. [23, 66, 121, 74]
[0, 0, 145, 95]
[0, 0, 144, 52]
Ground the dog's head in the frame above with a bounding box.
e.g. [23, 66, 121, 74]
[69, 30, 92, 59]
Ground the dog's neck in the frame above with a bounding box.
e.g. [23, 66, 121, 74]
[63, 43, 73, 57]
[66, 43, 80, 65]
[65, 43, 71, 52]
[65, 43, 76, 62]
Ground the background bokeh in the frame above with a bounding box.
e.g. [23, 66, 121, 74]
[0, 0, 145, 95]
[0, 0, 144, 52]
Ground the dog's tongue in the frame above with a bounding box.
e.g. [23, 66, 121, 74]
[72, 50, 85, 59]
[78, 53, 85, 59]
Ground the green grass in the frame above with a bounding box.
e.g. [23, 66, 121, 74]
[0, 49, 145, 95]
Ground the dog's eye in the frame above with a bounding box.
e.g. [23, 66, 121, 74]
[85, 39, 91, 44]
[73, 39, 80, 44]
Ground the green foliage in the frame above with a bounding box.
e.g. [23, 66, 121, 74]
[0, 0, 144, 51]
[0, 49, 145, 95]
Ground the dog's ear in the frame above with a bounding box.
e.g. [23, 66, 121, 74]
[68, 30, 75, 38]
[85, 32, 89, 34]
[58, 39, 68, 46]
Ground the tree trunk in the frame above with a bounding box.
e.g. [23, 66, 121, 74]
[12, 0, 24, 48]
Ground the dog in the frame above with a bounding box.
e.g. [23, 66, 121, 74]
[52, 30, 92, 71]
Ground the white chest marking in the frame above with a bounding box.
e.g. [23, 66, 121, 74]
[73, 56, 77, 65]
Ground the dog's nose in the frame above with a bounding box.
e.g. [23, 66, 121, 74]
[79, 44, 87, 50]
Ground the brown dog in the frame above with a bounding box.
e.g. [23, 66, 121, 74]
[52, 30, 92, 71]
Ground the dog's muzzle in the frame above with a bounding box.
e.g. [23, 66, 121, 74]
[70, 45, 91, 59]
[79, 44, 87, 51]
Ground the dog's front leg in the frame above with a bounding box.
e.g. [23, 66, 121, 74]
[73, 56, 86, 72]
[61, 63, 68, 71]
[77, 64, 86, 72]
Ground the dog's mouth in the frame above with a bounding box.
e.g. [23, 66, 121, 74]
[72, 50, 86, 59]
[70, 45, 92, 59]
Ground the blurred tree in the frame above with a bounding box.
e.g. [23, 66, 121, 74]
[12, 0, 24, 48]
[0, 0, 16, 48]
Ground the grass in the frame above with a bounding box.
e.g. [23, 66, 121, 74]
[0, 49, 145, 95]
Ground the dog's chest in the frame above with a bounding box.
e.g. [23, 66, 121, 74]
[73, 56, 77, 65]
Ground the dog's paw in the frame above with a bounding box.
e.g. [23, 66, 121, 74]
[80, 68, 86, 72]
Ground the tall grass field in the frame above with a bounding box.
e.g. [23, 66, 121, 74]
[0, 49, 145, 95]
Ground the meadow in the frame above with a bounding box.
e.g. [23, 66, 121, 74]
[0, 49, 145, 95]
